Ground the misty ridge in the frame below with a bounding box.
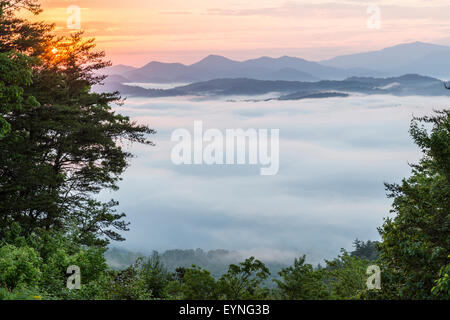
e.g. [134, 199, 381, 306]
[105, 247, 293, 288]
[105, 242, 379, 281]
[95, 41, 450, 100]
[106, 247, 288, 278]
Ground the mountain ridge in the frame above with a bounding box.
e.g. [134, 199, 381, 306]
[94, 74, 449, 100]
[102, 41, 450, 83]
[320, 41, 450, 77]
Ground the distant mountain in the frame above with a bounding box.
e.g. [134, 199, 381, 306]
[391, 50, 450, 79]
[101, 41, 450, 83]
[104, 74, 130, 83]
[105, 55, 377, 83]
[190, 54, 241, 71]
[93, 80, 150, 96]
[278, 91, 349, 100]
[262, 67, 318, 81]
[123, 61, 194, 83]
[95, 74, 448, 100]
[102, 64, 137, 76]
[321, 42, 450, 78]
[244, 56, 345, 79]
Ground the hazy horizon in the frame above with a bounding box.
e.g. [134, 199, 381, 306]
[23, 0, 450, 66]
[105, 40, 447, 68]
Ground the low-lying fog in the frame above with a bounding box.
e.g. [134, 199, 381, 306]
[100, 93, 448, 264]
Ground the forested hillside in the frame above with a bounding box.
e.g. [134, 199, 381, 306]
[105, 241, 379, 277]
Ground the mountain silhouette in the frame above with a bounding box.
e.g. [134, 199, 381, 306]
[321, 41, 450, 78]
[102, 42, 450, 83]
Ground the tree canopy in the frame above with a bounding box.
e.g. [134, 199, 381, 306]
[377, 109, 449, 299]
[0, 0, 155, 248]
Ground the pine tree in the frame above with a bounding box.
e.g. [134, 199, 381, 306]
[0, 1, 155, 247]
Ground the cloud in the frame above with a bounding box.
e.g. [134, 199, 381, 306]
[30, 0, 450, 65]
[98, 93, 443, 263]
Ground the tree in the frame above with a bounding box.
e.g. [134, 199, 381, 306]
[351, 239, 379, 261]
[140, 252, 170, 299]
[0, 244, 41, 290]
[0, 51, 37, 137]
[0, 0, 41, 15]
[0, 2, 156, 300]
[0, 2, 41, 137]
[324, 249, 370, 299]
[0, 0, 53, 56]
[431, 256, 449, 299]
[377, 109, 449, 299]
[38, 237, 109, 298]
[218, 257, 271, 300]
[0, 2, 155, 247]
[274, 255, 329, 300]
[108, 257, 151, 300]
[183, 266, 218, 300]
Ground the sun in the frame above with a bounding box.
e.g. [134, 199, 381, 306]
[51, 47, 58, 54]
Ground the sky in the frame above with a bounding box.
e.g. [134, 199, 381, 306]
[24, 0, 450, 66]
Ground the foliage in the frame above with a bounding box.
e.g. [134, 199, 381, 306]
[0, 223, 113, 300]
[324, 249, 371, 300]
[0, 51, 37, 137]
[218, 257, 271, 299]
[0, 0, 52, 56]
[105, 247, 287, 283]
[0, 244, 41, 290]
[139, 252, 170, 299]
[351, 239, 379, 261]
[377, 109, 449, 299]
[107, 257, 151, 300]
[183, 266, 218, 299]
[274, 255, 329, 300]
[0, 286, 49, 300]
[166, 265, 218, 300]
[0, 0, 41, 16]
[40, 244, 108, 298]
[431, 256, 450, 299]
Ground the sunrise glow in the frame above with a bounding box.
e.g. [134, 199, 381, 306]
[21, 0, 450, 66]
